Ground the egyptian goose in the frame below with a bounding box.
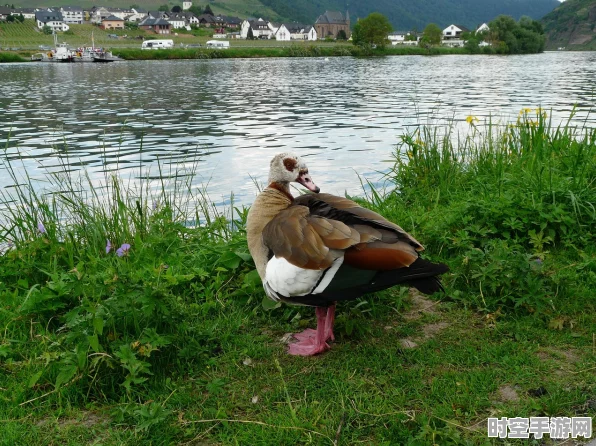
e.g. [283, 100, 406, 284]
[246, 153, 449, 356]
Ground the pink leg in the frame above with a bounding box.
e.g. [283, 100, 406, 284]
[288, 307, 330, 356]
[324, 304, 336, 341]
[291, 304, 336, 342]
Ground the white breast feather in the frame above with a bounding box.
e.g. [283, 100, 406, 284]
[265, 256, 344, 298]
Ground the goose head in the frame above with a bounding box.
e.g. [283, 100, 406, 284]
[268, 152, 320, 193]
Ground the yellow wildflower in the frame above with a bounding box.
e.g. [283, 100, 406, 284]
[466, 115, 479, 125]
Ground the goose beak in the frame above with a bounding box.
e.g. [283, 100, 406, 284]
[297, 172, 320, 193]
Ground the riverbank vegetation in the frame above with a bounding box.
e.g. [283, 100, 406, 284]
[1, 111, 594, 444]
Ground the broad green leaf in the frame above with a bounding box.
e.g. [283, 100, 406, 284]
[261, 295, 281, 310]
[93, 317, 104, 335]
[88, 334, 100, 353]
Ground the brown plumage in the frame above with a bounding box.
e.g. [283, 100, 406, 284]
[246, 153, 449, 356]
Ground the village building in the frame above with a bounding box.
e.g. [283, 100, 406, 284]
[240, 18, 274, 39]
[442, 24, 470, 39]
[274, 23, 317, 41]
[60, 6, 83, 24]
[314, 10, 350, 39]
[127, 8, 148, 22]
[13, 8, 37, 20]
[138, 16, 171, 34]
[0, 7, 12, 20]
[182, 1, 192, 11]
[101, 15, 125, 30]
[388, 30, 418, 45]
[35, 10, 69, 32]
[167, 13, 187, 29]
[476, 23, 490, 33]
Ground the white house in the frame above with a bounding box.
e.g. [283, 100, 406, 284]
[35, 10, 69, 32]
[60, 6, 83, 24]
[127, 8, 148, 22]
[272, 22, 316, 41]
[274, 24, 290, 41]
[167, 13, 186, 29]
[442, 24, 470, 39]
[305, 26, 317, 40]
[476, 23, 490, 33]
[13, 8, 37, 19]
[241, 18, 274, 39]
[388, 30, 419, 46]
[388, 31, 407, 44]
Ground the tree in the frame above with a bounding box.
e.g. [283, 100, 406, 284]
[42, 25, 52, 35]
[488, 15, 545, 54]
[246, 26, 254, 40]
[351, 12, 392, 49]
[171, 5, 181, 13]
[158, 4, 169, 11]
[188, 5, 202, 17]
[203, 4, 213, 15]
[420, 23, 442, 46]
[336, 29, 347, 40]
[16, 13, 24, 22]
[6, 14, 14, 22]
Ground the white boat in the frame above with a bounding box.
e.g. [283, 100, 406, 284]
[31, 32, 120, 63]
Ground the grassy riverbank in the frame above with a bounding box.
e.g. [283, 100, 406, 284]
[1, 111, 595, 445]
[0, 45, 467, 63]
[111, 45, 467, 60]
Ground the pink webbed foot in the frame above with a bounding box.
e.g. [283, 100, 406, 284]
[287, 306, 336, 356]
[292, 328, 317, 341]
[288, 337, 330, 356]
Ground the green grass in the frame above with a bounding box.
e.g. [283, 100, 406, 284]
[0, 111, 595, 444]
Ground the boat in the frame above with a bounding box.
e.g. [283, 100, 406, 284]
[30, 42, 75, 62]
[30, 32, 120, 63]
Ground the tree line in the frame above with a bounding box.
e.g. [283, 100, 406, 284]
[352, 12, 546, 54]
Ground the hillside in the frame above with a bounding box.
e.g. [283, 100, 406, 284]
[541, 0, 596, 49]
[14, 0, 560, 29]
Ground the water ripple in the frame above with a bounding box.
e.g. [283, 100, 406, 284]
[0, 53, 595, 206]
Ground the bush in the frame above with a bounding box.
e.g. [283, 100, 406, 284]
[381, 109, 596, 313]
[0, 154, 256, 403]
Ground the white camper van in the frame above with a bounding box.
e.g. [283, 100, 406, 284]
[141, 39, 174, 50]
[206, 40, 230, 49]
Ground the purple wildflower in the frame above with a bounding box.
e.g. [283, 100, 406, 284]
[106, 239, 112, 254]
[37, 222, 46, 234]
[116, 243, 131, 257]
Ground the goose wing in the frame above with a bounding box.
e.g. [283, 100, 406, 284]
[294, 193, 424, 250]
[262, 205, 360, 270]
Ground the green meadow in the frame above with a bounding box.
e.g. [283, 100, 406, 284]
[0, 110, 595, 444]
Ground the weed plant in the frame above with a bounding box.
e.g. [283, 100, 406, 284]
[369, 109, 596, 315]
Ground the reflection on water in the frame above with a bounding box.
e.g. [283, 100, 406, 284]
[0, 52, 595, 207]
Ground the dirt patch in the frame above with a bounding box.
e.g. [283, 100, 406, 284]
[36, 411, 107, 429]
[399, 339, 418, 349]
[537, 347, 580, 364]
[421, 322, 449, 339]
[498, 385, 520, 402]
[403, 289, 441, 321]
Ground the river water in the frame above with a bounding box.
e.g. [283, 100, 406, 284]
[0, 52, 595, 208]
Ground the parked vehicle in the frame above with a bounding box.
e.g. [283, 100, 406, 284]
[141, 39, 174, 50]
[206, 40, 230, 49]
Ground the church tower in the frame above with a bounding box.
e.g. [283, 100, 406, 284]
[182, 1, 192, 11]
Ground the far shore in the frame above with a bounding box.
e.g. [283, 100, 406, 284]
[0, 45, 481, 63]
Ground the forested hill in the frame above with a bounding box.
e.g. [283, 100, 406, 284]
[541, 0, 596, 49]
[258, 0, 560, 29]
[15, 0, 560, 30]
